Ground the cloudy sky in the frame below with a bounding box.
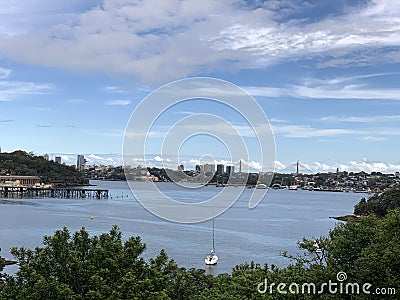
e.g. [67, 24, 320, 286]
[1, 0, 400, 173]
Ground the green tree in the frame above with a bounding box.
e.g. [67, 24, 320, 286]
[0, 226, 214, 299]
[0, 150, 88, 185]
[354, 188, 400, 217]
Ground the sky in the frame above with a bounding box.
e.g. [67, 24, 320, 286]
[0, 0, 400, 173]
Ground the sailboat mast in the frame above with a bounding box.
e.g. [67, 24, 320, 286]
[212, 218, 215, 251]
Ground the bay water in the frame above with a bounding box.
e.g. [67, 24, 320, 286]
[0, 180, 365, 274]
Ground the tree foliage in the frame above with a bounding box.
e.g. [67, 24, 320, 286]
[0, 226, 215, 299]
[354, 188, 400, 217]
[0, 151, 88, 185]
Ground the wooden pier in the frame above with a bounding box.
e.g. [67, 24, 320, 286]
[0, 186, 108, 199]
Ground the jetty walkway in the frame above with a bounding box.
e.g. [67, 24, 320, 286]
[0, 185, 108, 199]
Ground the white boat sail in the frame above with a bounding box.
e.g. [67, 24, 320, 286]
[205, 218, 218, 265]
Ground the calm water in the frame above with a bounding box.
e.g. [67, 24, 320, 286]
[0, 180, 365, 274]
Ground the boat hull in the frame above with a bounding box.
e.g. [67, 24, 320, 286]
[205, 254, 218, 265]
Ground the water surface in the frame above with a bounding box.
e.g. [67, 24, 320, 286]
[0, 180, 365, 274]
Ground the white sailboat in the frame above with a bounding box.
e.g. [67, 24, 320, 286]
[205, 218, 218, 265]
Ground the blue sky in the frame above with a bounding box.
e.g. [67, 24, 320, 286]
[1, 0, 400, 173]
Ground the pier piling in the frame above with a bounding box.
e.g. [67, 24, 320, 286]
[0, 186, 108, 199]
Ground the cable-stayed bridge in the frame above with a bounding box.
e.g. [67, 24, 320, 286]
[281, 161, 312, 174]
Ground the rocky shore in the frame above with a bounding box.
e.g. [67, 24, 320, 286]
[330, 214, 361, 222]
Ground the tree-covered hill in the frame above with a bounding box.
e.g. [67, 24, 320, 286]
[0, 150, 88, 186]
[354, 188, 400, 217]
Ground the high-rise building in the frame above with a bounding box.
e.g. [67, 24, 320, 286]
[43, 153, 50, 161]
[178, 164, 185, 171]
[204, 164, 215, 174]
[195, 165, 202, 172]
[226, 165, 235, 175]
[77, 155, 86, 171]
[55, 156, 62, 164]
[216, 164, 224, 175]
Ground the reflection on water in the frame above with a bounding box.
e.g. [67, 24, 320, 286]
[205, 264, 217, 276]
[0, 180, 364, 274]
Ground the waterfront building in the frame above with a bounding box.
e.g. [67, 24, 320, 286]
[0, 175, 40, 186]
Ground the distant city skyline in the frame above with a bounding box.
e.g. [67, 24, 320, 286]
[12, 152, 395, 174]
[0, 1, 400, 173]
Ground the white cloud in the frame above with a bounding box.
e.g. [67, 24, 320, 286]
[243, 71, 400, 101]
[154, 155, 163, 162]
[52, 153, 122, 166]
[0, 66, 52, 101]
[215, 159, 233, 166]
[338, 160, 400, 173]
[361, 136, 387, 142]
[0, 78, 53, 101]
[0, 0, 94, 35]
[0, 1, 399, 83]
[86, 154, 117, 165]
[271, 124, 359, 138]
[103, 86, 126, 93]
[270, 118, 288, 123]
[317, 73, 400, 85]
[271, 122, 400, 139]
[59, 155, 72, 163]
[212, 1, 400, 67]
[289, 85, 400, 100]
[175, 111, 196, 116]
[242, 86, 287, 98]
[320, 115, 400, 123]
[88, 154, 104, 160]
[279, 159, 400, 173]
[0, 0, 235, 83]
[244, 84, 400, 100]
[274, 160, 286, 170]
[243, 160, 262, 170]
[105, 100, 131, 106]
[308, 162, 333, 172]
